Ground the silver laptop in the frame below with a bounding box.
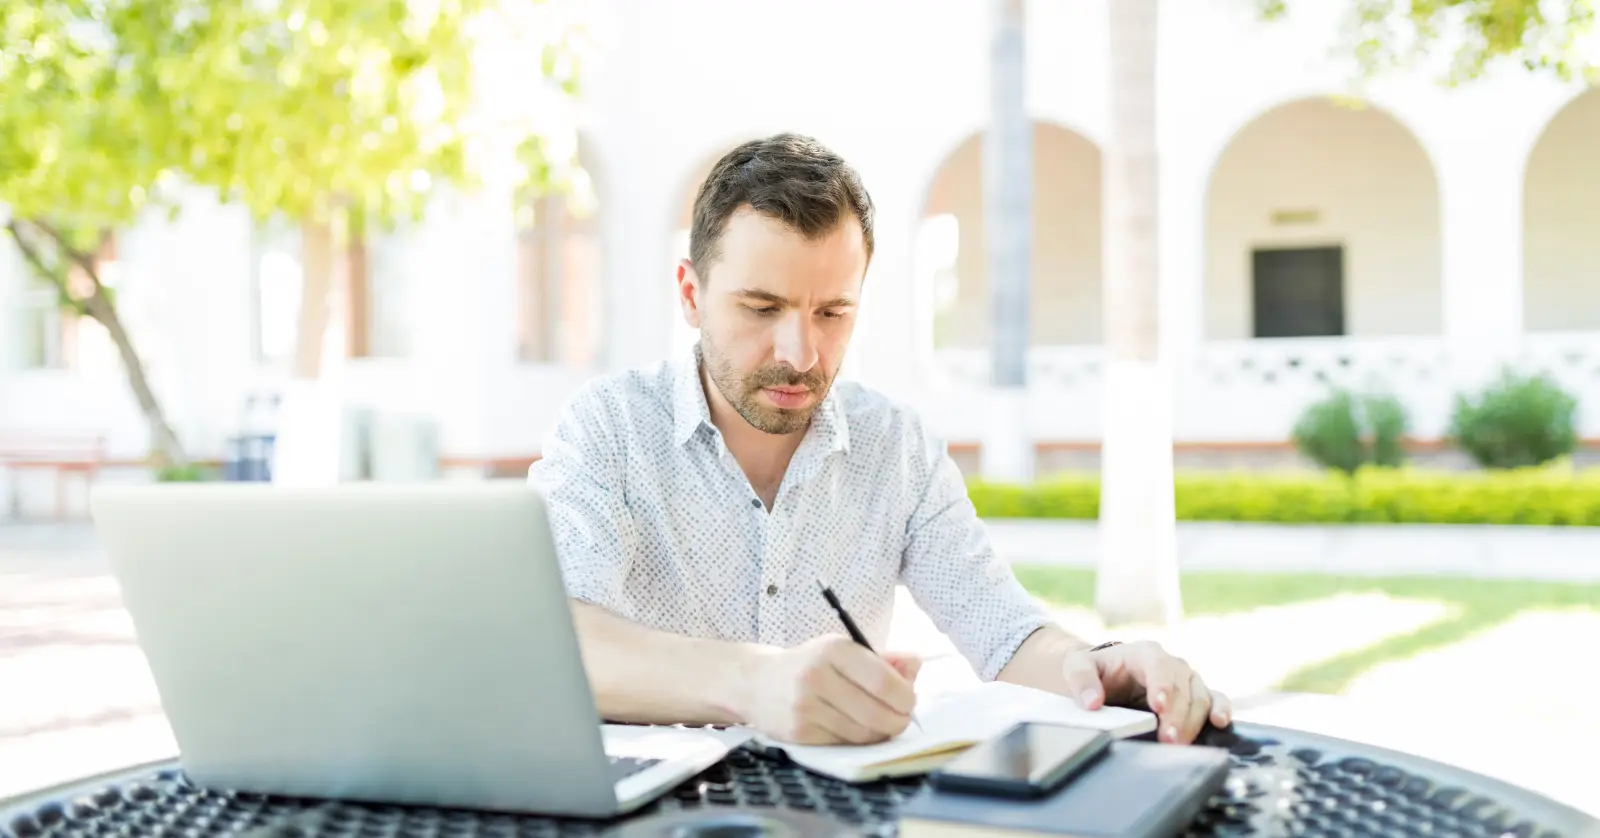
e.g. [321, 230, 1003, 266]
[90, 481, 746, 818]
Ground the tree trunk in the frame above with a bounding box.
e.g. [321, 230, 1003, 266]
[1095, 0, 1182, 626]
[292, 219, 336, 380]
[982, 0, 1036, 483]
[4, 220, 189, 470]
[80, 289, 189, 469]
[345, 223, 370, 359]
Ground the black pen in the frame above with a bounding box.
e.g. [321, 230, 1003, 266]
[818, 581, 923, 733]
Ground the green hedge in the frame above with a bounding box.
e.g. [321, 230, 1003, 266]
[967, 464, 1600, 526]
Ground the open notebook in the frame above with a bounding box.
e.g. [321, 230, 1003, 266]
[747, 681, 1157, 783]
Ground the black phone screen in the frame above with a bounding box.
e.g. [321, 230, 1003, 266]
[936, 722, 1109, 789]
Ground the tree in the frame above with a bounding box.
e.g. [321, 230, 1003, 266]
[1257, 0, 1598, 85]
[982, 0, 1036, 484]
[0, 0, 584, 470]
[1094, 0, 1182, 626]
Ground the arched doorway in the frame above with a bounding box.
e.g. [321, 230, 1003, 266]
[514, 137, 603, 368]
[916, 122, 1103, 351]
[1524, 87, 1600, 332]
[1204, 97, 1442, 340]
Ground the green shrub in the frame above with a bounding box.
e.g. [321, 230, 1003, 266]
[1364, 393, 1408, 468]
[1291, 388, 1411, 473]
[156, 463, 212, 482]
[967, 474, 1098, 518]
[1291, 389, 1364, 473]
[1449, 369, 1578, 469]
[1174, 471, 1359, 523]
[969, 463, 1600, 526]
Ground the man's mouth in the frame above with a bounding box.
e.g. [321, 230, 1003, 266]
[762, 386, 811, 408]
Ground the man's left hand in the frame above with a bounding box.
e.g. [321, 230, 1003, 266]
[1060, 640, 1232, 745]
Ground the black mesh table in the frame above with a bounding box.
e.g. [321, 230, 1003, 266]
[4, 723, 1595, 838]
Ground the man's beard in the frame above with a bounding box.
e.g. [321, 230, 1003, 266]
[699, 336, 833, 435]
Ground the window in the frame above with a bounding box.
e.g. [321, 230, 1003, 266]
[252, 218, 408, 365]
[1252, 246, 1345, 338]
[365, 229, 415, 359]
[915, 213, 962, 347]
[250, 219, 305, 365]
[517, 189, 602, 367]
[19, 272, 63, 369]
[17, 232, 121, 371]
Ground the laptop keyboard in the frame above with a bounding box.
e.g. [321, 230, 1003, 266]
[608, 755, 663, 782]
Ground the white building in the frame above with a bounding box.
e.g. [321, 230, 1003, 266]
[3, 0, 1598, 513]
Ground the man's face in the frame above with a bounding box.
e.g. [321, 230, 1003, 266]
[677, 206, 869, 435]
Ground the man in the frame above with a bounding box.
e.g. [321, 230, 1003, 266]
[528, 132, 1230, 747]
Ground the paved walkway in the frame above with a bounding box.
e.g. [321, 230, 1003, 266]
[2, 522, 1596, 816]
[985, 519, 1600, 582]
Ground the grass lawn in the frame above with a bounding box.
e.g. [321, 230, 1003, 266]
[1010, 565, 1600, 694]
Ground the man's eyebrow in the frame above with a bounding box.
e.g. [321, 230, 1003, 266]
[734, 288, 857, 309]
[735, 288, 788, 305]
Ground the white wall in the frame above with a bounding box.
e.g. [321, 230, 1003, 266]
[1203, 97, 1443, 340]
[922, 122, 1104, 349]
[1524, 88, 1600, 333]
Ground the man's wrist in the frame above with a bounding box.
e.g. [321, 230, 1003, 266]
[1039, 625, 1095, 660]
[997, 624, 1092, 689]
[719, 641, 780, 726]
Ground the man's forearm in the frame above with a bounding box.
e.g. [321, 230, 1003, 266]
[569, 599, 773, 726]
[995, 624, 1094, 695]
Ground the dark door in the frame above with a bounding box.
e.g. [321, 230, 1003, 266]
[1252, 246, 1345, 338]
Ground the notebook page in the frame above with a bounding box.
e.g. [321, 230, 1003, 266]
[768, 690, 997, 773]
[758, 681, 1154, 779]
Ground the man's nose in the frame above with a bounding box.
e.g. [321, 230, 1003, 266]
[772, 313, 819, 373]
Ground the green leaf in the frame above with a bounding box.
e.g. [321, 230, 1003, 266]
[1263, 0, 1599, 85]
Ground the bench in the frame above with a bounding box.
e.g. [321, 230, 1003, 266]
[0, 433, 107, 520]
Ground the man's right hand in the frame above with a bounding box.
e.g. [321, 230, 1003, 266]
[740, 634, 922, 745]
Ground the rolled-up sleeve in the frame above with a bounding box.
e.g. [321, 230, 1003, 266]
[898, 433, 1053, 682]
[526, 389, 633, 617]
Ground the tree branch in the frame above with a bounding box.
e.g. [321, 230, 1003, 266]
[32, 219, 107, 291]
[5, 220, 70, 297]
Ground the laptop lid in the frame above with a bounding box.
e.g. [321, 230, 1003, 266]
[90, 481, 623, 817]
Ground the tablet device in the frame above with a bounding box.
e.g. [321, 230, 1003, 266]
[899, 739, 1230, 838]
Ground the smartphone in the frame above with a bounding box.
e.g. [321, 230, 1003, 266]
[927, 722, 1111, 799]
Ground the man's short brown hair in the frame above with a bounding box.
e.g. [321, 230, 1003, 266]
[688, 133, 875, 281]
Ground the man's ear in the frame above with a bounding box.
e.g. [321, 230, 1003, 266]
[676, 258, 704, 329]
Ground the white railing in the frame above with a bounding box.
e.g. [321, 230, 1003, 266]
[926, 333, 1600, 444]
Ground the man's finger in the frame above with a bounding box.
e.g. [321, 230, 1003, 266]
[823, 658, 911, 737]
[1060, 649, 1105, 710]
[792, 724, 837, 746]
[885, 651, 923, 684]
[1175, 671, 1211, 744]
[1209, 689, 1233, 729]
[808, 684, 884, 745]
[831, 644, 917, 716]
[1145, 658, 1190, 743]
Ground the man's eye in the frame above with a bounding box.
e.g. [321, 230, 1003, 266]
[821, 309, 845, 319]
[750, 306, 779, 316]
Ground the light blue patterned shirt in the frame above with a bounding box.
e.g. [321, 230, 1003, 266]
[526, 344, 1052, 681]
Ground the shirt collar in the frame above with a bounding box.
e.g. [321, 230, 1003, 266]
[808, 380, 851, 457]
[671, 341, 850, 457]
[672, 342, 713, 447]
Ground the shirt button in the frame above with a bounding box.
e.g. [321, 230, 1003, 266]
[751, 498, 762, 509]
[766, 584, 778, 596]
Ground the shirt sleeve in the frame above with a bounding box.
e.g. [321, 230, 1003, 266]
[897, 428, 1053, 682]
[526, 386, 634, 617]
